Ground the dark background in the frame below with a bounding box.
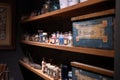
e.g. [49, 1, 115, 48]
[0, 0, 119, 80]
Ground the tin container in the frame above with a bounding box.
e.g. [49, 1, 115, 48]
[72, 16, 114, 49]
[72, 67, 113, 80]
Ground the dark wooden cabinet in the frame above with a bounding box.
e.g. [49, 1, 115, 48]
[19, 0, 115, 79]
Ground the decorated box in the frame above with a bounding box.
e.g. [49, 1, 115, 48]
[72, 67, 113, 80]
[72, 16, 114, 49]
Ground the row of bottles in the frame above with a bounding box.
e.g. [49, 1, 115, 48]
[23, 30, 73, 46]
[49, 31, 73, 46]
[41, 58, 72, 80]
[22, 54, 72, 80]
[41, 58, 61, 80]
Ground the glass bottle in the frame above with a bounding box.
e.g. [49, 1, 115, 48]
[34, 34, 39, 42]
[54, 66, 60, 80]
[38, 30, 43, 42]
[68, 71, 72, 80]
[64, 32, 69, 45]
[56, 31, 60, 45]
[68, 31, 73, 46]
[42, 32, 47, 42]
[51, 33, 56, 44]
[59, 32, 64, 45]
[41, 57, 46, 73]
[41, 0, 51, 14]
[50, 0, 60, 11]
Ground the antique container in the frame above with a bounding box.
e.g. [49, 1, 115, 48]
[72, 16, 114, 49]
[72, 67, 113, 80]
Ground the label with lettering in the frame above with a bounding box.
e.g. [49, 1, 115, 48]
[72, 16, 113, 49]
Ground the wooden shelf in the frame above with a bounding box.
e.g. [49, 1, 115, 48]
[19, 60, 59, 80]
[71, 9, 115, 21]
[19, 0, 115, 79]
[21, 0, 114, 23]
[21, 40, 115, 58]
[71, 61, 114, 77]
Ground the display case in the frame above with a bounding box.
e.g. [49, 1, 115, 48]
[19, 0, 115, 79]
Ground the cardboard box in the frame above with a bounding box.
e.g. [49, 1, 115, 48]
[72, 16, 114, 49]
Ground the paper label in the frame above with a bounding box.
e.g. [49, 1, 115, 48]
[74, 20, 108, 42]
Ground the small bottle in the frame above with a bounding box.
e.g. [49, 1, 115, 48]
[41, 0, 51, 14]
[59, 33, 64, 45]
[51, 33, 56, 44]
[54, 66, 60, 80]
[38, 30, 43, 42]
[46, 59, 52, 75]
[56, 31, 60, 45]
[50, 59, 53, 65]
[41, 57, 46, 73]
[68, 31, 73, 46]
[64, 32, 69, 45]
[25, 33, 30, 41]
[68, 71, 72, 80]
[34, 34, 39, 42]
[61, 64, 69, 80]
[50, 0, 60, 11]
[42, 32, 47, 42]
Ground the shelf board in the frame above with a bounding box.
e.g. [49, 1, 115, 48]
[21, 0, 114, 23]
[71, 61, 114, 77]
[71, 9, 115, 21]
[21, 40, 115, 58]
[19, 60, 59, 80]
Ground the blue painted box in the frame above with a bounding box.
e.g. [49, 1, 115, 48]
[72, 67, 113, 80]
[72, 16, 114, 49]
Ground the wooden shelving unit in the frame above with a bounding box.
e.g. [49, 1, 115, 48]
[19, 60, 60, 80]
[20, 0, 115, 79]
[71, 61, 114, 77]
[21, 40, 115, 58]
[21, 0, 114, 23]
[20, 0, 115, 58]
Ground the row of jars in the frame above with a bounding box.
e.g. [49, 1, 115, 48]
[23, 30, 73, 46]
[41, 58, 61, 79]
